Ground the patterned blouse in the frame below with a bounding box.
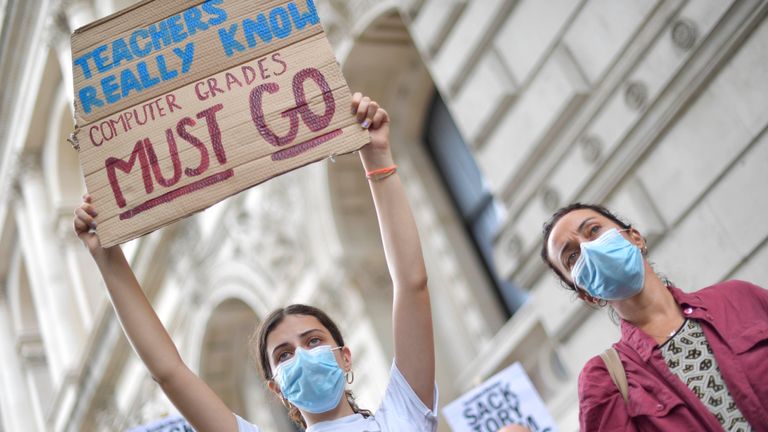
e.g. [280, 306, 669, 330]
[660, 319, 752, 431]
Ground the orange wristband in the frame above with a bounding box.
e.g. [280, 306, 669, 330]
[366, 165, 398, 181]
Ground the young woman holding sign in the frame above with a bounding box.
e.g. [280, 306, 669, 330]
[540, 203, 768, 431]
[73, 94, 438, 432]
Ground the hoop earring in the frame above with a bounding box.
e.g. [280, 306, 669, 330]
[280, 395, 292, 410]
[346, 370, 355, 385]
[584, 293, 606, 307]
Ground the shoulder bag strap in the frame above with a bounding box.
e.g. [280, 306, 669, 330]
[599, 347, 629, 402]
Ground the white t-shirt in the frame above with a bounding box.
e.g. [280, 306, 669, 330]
[235, 361, 438, 432]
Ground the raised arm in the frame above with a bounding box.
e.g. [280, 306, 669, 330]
[352, 93, 435, 407]
[74, 196, 238, 432]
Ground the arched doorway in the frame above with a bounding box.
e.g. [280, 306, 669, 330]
[199, 298, 298, 431]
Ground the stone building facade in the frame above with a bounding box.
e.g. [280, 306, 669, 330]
[0, 0, 766, 431]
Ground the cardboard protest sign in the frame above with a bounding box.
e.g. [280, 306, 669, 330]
[70, 0, 369, 247]
[126, 414, 192, 432]
[443, 363, 558, 432]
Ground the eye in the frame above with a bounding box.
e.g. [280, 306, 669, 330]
[588, 224, 600, 238]
[276, 350, 294, 364]
[566, 251, 579, 269]
[307, 336, 322, 347]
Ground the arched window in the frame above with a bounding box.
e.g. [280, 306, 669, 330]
[424, 94, 527, 315]
[200, 299, 298, 431]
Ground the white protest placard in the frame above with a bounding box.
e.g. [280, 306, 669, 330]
[70, 0, 369, 247]
[442, 363, 558, 432]
[126, 414, 192, 432]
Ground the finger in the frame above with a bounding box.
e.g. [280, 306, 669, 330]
[356, 96, 370, 122]
[351, 92, 363, 115]
[75, 207, 97, 229]
[76, 230, 91, 243]
[84, 193, 92, 203]
[82, 203, 98, 218]
[73, 218, 91, 235]
[371, 109, 388, 129]
[361, 101, 379, 129]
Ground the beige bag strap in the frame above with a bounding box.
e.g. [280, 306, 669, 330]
[600, 347, 629, 402]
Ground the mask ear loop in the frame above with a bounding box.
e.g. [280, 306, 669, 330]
[280, 394, 292, 410]
[619, 228, 648, 256]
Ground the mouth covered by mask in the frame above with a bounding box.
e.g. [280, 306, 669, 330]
[275, 345, 346, 414]
[571, 228, 645, 300]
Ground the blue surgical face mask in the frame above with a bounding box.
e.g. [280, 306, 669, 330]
[275, 345, 346, 414]
[571, 228, 645, 300]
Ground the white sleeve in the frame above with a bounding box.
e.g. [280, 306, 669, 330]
[234, 414, 261, 432]
[377, 361, 439, 432]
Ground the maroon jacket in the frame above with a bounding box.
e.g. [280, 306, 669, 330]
[578, 280, 768, 431]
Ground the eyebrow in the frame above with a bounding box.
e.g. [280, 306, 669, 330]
[558, 217, 597, 268]
[270, 328, 324, 358]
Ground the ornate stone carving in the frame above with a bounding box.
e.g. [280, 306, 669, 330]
[504, 232, 523, 258]
[624, 81, 649, 111]
[16, 332, 47, 365]
[0, 150, 22, 204]
[579, 134, 603, 164]
[225, 176, 307, 287]
[671, 18, 697, 51]
[541, 186, 561, 212]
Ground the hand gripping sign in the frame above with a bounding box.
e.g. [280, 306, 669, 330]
[442, 363, 559, 432]
[70, 0, 369, 247]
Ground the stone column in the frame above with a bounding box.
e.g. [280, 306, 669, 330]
[0, 293, 41, 432]
[13, 156, 82, 387]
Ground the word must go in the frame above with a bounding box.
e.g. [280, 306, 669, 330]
[106, 66, 337, 219]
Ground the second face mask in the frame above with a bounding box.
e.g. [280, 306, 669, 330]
[571, 228, 645, 301]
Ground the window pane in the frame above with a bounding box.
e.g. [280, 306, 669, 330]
[424, 93, 527, 315]
[425, 98, 487, 220]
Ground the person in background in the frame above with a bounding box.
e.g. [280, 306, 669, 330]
[539, 203, 768, 431]
[73, 94, 438, 431]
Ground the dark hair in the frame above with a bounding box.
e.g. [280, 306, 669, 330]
[250, 304, 372, 428]
[540, 203, 631, 291]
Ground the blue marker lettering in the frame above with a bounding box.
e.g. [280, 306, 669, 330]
[73, 53, 94, 79]
[130, 29, 152, 57]
[93, 45, 112, 73]
[167, 14, 188, 44]
[218, 25, 245, 57]
[243, 15, 273, 47]
[202, 0, 228, 26]
[79, 86, 103, 114]
[269, 7, 292, 39]
[101, 75, 121, 104]
[173, 43, 195, 74]
[148, 20, 172, 51]
[111, 38, 134, 68]
[120, 68, 143, 97]
[137, 61, 161, 89]
[182, 7, 208, 36]
[156, 55, 178, 81]
[288, 0, 319, 30]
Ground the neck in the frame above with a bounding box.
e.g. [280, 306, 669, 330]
[610, 268, 683, 343]
[303, 399, 356, 427]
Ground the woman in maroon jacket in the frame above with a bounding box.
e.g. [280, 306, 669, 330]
[541, 203, 768, 431]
